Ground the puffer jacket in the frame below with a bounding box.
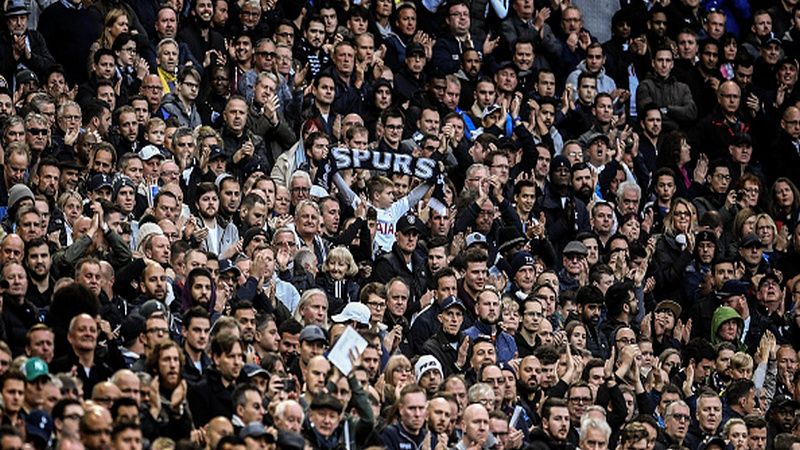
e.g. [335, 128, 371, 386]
[635, 73, 698, 131]
[158, 93, 202, 129]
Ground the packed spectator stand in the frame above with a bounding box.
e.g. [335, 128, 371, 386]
[0, 0, 799, 449]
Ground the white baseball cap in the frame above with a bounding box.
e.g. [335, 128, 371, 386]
[331, 303, 371, 325]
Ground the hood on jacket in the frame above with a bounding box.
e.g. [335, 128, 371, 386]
[710, 306, 744, 347]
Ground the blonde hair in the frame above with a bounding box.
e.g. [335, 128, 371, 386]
[384, 354, 412, 386]
[101, 9, 128, 48]
[293, 288, 329, 329]
[146, 117, 166, 131]
[57, 190, 83, 211]
[323, 247, 359, 278]
[729, 352, 753, 372]
[664, 198, 697, 236]
[754, 213, 777, 246]
[723, 418, 746, 438]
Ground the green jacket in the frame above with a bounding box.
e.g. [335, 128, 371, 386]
[710, 306, 746, 351]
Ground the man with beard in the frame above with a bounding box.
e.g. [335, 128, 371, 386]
[382, 384, 439, 450]
[181, 306, 211, 384]
[571, 163, 595, 206]
[590, 203, 615, 249]
[137, 263, 168, 308]
[216, 175, 241, 230]
[294, 15, 330, 83]
[232, 302, 257, 356]
[80, 405, 114, 450]
[538, 156, 590, 256]
[188, 331, 246, 427]
[422, 296, 466, 377]
[577, 286, 610, 359]
[144, 340, 194, 441]
[176, 0, 224, 72]
[24, 238, 54, 309]
[194, 182, 239, 258]
[600, 281, 639, 346]
[528, 398, 572, 450]
[426, 396, 452, 443]
[463, 288, 517, 363]
[198, 65, 230, 127]
[637, 104, 662, 179]
[456, 404, 491, 450]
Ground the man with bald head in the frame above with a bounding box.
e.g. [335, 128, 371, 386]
[427, 397, 452, 436]
[766, 105, 800, 186]
[457, 404, 491, 449]
[80, 405, 113, 450]
[91, 381, 121, 410]
[302, 355, 330, 406]
[693, 80, 749, 160]
[204, 417, 234, 450]
[0, 233, 24, 265]
[111, 369, 141, 405]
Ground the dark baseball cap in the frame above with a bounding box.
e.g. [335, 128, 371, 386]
[396, 214, 423, 234]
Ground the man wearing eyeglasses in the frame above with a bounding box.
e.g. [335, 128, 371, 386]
[661, 400, 691, 448]
[157, 67, 202, 129]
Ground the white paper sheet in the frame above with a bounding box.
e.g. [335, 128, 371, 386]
[327, 326, 369, 376]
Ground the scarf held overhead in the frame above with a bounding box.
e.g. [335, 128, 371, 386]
[315, 147, 447, 214]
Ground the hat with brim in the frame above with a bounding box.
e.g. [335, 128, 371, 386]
[717, 280, 748, 298]
[414, 355, 444, 382]
[331, 302, 371, 325]
[405, 42, 425, 58]
[396, 214, 423, 234]
[138, 145, 164, 161]
[299, 325, 327, 343]
[5, 0, 29, 17]
[580, 132, 610, 148]
[497, 226, 526, 252]
[310, 393, 343, 412]
[655, 300, 682, 319]
[219, 259, 242, 278]
[23, 357, 49, 382]
[563, 240, 589, 256]
[240, 421, 269, 439]
[739, 233, 766, 249]
[466, 232, 488, 248]
[439, 296, 466, 312]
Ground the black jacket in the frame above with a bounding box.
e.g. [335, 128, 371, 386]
[186, 366, 246, 427]
[420, 328, 460, 377]
[2, 298, 39, 356]
[372, 243, 429, 318]
[535, 183, 590, 259]
[0, 28, 55, 84]
[524, 427, 576, 450]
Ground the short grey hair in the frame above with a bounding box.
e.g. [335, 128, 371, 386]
[617, 181, 641, 203]
[579, 417, 611, 443]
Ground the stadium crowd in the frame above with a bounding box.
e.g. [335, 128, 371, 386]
[0, 0, 800, 449]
